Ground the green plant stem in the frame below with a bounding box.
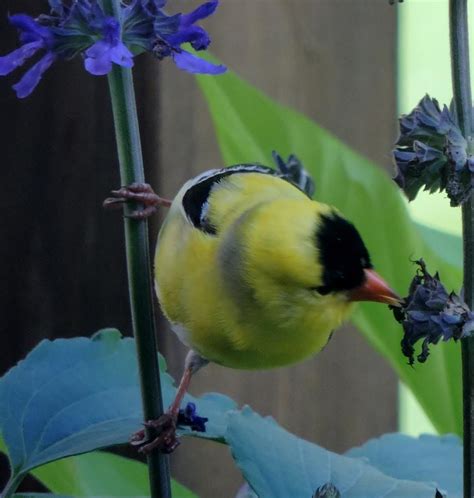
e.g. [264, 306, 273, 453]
[449, 1, 474, 497]
[101, 1, 171, 497]
[107, 67, 171, 498]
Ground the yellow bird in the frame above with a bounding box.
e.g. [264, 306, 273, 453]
[106, 156, 400, 452]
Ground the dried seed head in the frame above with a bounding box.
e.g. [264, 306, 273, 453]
[393, 95, 472, 206]
[313, 483, 341, 498]
[391, 259, 474, 365]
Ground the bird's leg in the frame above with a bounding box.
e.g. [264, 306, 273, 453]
[103, 182, 172, 219]
[130, 369, 191, 454]
[130, 350, 209, 454]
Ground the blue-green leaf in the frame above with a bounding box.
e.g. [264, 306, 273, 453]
[196, 67, 463, 435]
[0, 329, 235, 490]
[1, 329, 141, 476]
[226, 408, 459, 498]
[346, 432, 461, 497]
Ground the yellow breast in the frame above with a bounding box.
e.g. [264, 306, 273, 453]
[154, 171, 353, 369]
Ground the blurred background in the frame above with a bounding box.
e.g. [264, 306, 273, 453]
[0, 0, 463, 496]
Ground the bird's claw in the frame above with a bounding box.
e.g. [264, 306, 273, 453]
[130, 413, 180, 454]
[129, 427, 146, 446]
[103, 182, 171, 219]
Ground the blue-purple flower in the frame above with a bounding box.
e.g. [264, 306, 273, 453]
[393, 95, 472, 206]
[391, 259, 474, 365]
[0, 0, 226, 98]
[177, 402, 208, 432]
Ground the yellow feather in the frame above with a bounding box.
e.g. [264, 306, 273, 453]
[155, 171, 353, 369]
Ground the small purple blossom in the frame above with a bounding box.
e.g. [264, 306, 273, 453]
[85, 17, 133, 75]
[1, 0, 226, 98]
[177, 402, 208, 432]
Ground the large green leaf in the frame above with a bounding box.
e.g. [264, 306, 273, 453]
[14, 495, 75, 497]
[32, 452, 149, 496]
[226, 408, 460, 498]
[12, 494, 190, 498]
[0, 329, 235, 493]
[1, 443, 196, 497]
[196, 69, 463, 435]
[31, 452, 196, 498]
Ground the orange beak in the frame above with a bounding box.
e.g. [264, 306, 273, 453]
[349, 269, 402, 306]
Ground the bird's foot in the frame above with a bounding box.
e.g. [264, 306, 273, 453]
[130, 413, 180, 454]
[103, 183, 172, 219]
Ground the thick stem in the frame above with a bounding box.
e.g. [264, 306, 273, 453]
[462, 200, 474, 498]
[449, 1, 474, 497]
[450, 0, 473, 140]
[102, 1, 171, 497]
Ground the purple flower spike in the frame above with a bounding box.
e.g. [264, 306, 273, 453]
[1, 0, 225, 97]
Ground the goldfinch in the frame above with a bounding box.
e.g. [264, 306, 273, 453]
[106, 155, 400, 452]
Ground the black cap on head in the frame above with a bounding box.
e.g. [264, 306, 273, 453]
[315, 212, 372, 295]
